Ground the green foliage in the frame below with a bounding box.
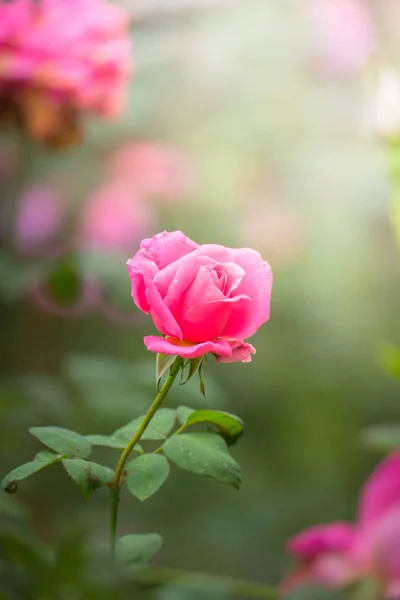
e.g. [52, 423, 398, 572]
[163, 433, 242, 489]
[156, 353, 178, 387]
[113, 408, 176, 442]
[179, 408, 244, 446]
[86, 435, 142, 452]
[177, 406, 195, 425]
[30, 426, 92, 459]
[1, 450, 63, 493]
[62, 459, 114, 501]
[126, 454, 170, 501]
[116, 533, 162, 567]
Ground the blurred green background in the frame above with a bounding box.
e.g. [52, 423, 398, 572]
[1, 0, 400, 598]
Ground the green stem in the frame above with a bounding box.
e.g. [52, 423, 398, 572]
[132, 566, 278, 599]
[109, 356, 184, 556]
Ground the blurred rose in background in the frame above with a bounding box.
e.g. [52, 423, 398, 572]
[0, 0, 132, 146]
[307, 0, 375, 74]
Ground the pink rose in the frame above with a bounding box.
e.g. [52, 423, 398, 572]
[284, 452, 400, 598]
[127, 231, 273, 362]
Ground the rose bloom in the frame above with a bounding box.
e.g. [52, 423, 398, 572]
[0, 0, 131, 147]
[127, 230, 273, 363]
[284, 452, 400, 598]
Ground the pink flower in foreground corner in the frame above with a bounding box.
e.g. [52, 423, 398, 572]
[127, 231, 273, 363]
[0, 0, 131, 147]
[284, 452, 400, 598]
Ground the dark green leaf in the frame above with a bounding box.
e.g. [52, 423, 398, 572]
[181, 410, 244, 446]
[177, 406, 195, 426]
[62, 459, 114, 501]
[163, 433, 241, 489]
[360, 425, 400, 452]
[2, 451, 63, 492]
[29, 427, 91, 458]
[116, 533, 162, 567]
[113, 409, 176, 442]
[126, 454, 169, 501]
[156, 354, 177, 388]
[86, 435, 143, 453]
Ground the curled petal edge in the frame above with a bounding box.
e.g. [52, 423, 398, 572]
[144, 335, 233, 360]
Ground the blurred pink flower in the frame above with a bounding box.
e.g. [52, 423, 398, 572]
[77, 181, 153, 253]
[0, 0, 132, 146]
[15, 185, 65, 254]
[108, 142, 194, 200]
[285, 452, 400, 598]
[308, 0, 375, 74]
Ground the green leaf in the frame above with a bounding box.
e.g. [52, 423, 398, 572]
[180, 357, 204, 386]
[126, 454, 169, 501]
[34, 449, 61, 462]
[163, 433, 241, 489]
[177, 406, 195, 426]
[62, 459, 114, 501]
[360, 425, 400, 452]
[156, 354, 177, 388]
[181, 409, 244, 446]
[116, 533, 162, 567]
[29, 427, 91, 459]
[2, 450, 63, 493]
[199, 364, 206, 397]
[86, 435, 143, 453]
[113, 408, 176, 442]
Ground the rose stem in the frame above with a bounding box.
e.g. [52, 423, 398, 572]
[109, 355, 184, 558]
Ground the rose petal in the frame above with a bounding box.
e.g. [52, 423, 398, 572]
[216, 340, 256, 363]
[143, 335, 233, 359]
[127, 260, 158, 313]
[154, 254, 218, 310]
[287, 523, 356, 561]
[222, 248, 273, 339]
[353, 505, 400, 581]
[144, 275, 182, 339]
[193, 244, 234, 264]
[135, 230, 198, 270]
[358, 452, 400, 531]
